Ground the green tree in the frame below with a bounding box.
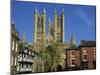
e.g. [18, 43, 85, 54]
[46, 42, 60, 71]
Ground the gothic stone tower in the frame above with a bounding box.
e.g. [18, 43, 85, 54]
[22, 32, 26, 47]
[54, 8, 64, 43]
[34, 8, 46, 50]
[54, 8, 66, 69]
[70, 32, 76, 48]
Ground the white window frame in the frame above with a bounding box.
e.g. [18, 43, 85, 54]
[15, 42, 18, 51]
[94, 47, 96, 60]
[83, 54, 87, 61]
[70, 50, 75, 58]
[82, 48, 87, 61]
[14, 57, 17, 66]
[82, 48, 87, 53]
[12, 40, 15, 50]
[70, 59, 75, 67]
[12, 56, 13, 66]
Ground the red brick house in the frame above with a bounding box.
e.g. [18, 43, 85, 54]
[65, 48, 81, 70]
[79, 40, 96, 70]
[65, 40, 96, 70]
[79, 46, 96, 70]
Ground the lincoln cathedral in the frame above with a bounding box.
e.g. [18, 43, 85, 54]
[34, 8, 65, 48]
[33, 8, 68, 71]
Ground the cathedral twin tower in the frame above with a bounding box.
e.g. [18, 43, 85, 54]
[34, 8, 64, 49]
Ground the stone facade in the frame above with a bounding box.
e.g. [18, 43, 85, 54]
[11, 21, 19, 75]
[32, 52, 44, 73]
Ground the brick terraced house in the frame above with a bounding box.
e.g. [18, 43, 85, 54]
[65, 48, 81, 70]
[65, 40, 96, 70]
[79, 40, 96, 70]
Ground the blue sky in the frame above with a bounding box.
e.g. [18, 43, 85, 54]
[12, 1, 96, 46]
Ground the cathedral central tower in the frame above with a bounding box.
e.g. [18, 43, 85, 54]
[34, 8, 46, 50]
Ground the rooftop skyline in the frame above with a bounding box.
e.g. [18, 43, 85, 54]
[12, 1, 96, 46]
